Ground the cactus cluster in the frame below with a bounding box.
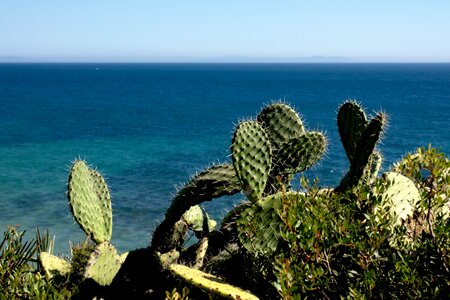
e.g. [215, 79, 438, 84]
[232, 103, 327, 197]
[40, 160, 126, 286]
[36, 99, 439, 299]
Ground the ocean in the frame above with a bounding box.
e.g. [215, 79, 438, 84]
[0, 63, 449, 253]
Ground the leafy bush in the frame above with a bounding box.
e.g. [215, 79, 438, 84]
[272, 147, 450, 299]
[0, 226, 75, 299]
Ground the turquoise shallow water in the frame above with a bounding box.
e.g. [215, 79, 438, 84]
[0, 63, 449, 253]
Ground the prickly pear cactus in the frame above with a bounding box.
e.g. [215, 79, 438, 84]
[68, 160, 112, 243]
[336, 101, 386, 191]
[193, 237, 209, 269]
[231, 102, 327, 196]
[273, 132, 327, 176]
[157, 249, 181, 267]
[360, 151, 383, 185]
[256, 102, 305, 149]
[237, 192, 300, 256]
[83, 242, 123, 286]
[232, 121, 272, 201]
[168, 264, 259, 300]
[337, 101, 368, 163]
[256, 103, 327, 193]
[39, 252, 71, 278]
[378, 172, 420, 226]
[182, 205, 217, 233]
[151, 163, 241, 253]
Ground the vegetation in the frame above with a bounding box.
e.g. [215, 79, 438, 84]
[1, 101, 449, 299]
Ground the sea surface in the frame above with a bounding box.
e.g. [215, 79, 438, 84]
[0, 63, 449, 253]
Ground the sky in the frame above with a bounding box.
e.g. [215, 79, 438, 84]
[0, 1, 449, 62]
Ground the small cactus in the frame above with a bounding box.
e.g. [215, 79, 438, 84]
[67, 160, 112, 244]
[39, 252, 71, 278]
[83, 242, 124, 286]
[336, 101, 386, 191]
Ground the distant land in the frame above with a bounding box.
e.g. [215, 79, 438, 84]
[1, 55, 449, 63]
[0, 55, 353, 63]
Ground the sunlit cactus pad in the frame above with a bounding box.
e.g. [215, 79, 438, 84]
[169, 263, 259, 300]
[68, 160, 112, 243]
[39, 252, 71, 278]
[84, 242, 123, 286]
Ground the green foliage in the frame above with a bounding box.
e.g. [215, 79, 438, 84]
[0, 226, 75, 299]
[3, 100, 449, 299]
[165, 286, 191, 300]
[271, 148, 450, 298]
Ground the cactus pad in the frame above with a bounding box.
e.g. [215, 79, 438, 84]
[380, 172, 420, 225]
[257, 102, 304, 149]
[337, 101, 368, 163]
[232, 121, 272, 201]
[39, 252, 71, 278]
[169, 264, 259, 300]
[237, 192, 299, 256]
[158, 249, 180, 267]
[182, 205, 217, 233]
[152, 163, 241, 252]
[273, 131, 327, 175]
[68, 160, 112, 243]
[336, 101, 386, 191]
[84, 242, 123, 286]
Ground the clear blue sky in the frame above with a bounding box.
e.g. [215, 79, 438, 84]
[1, 1, 449, 62]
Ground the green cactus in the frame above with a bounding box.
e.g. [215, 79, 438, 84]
[256, 102, 305, 149]
[272, 132, 327, 177]
[83, 242, 124, 286]
[39, 252, 71, 278]
[337, 101, 368, 163]
[157, 249, 181, 267]
[377, 172, 420, 226]
[67, 160, 112, 243]
[237, 192, 300, 256]
[193, 237, 209, 269]
[360, 151, 383, 185]
[151, 163, 241, 253]
[168, 263, 259, 300]
[336, 101, 386, 191]
[182, 205, 217, 233]
[231, 121, 272, 201]
[256, 103, 327, 193]
[230, 103, 327, 196]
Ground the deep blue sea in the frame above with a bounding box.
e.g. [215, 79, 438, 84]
[1, 63, 449, 253]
